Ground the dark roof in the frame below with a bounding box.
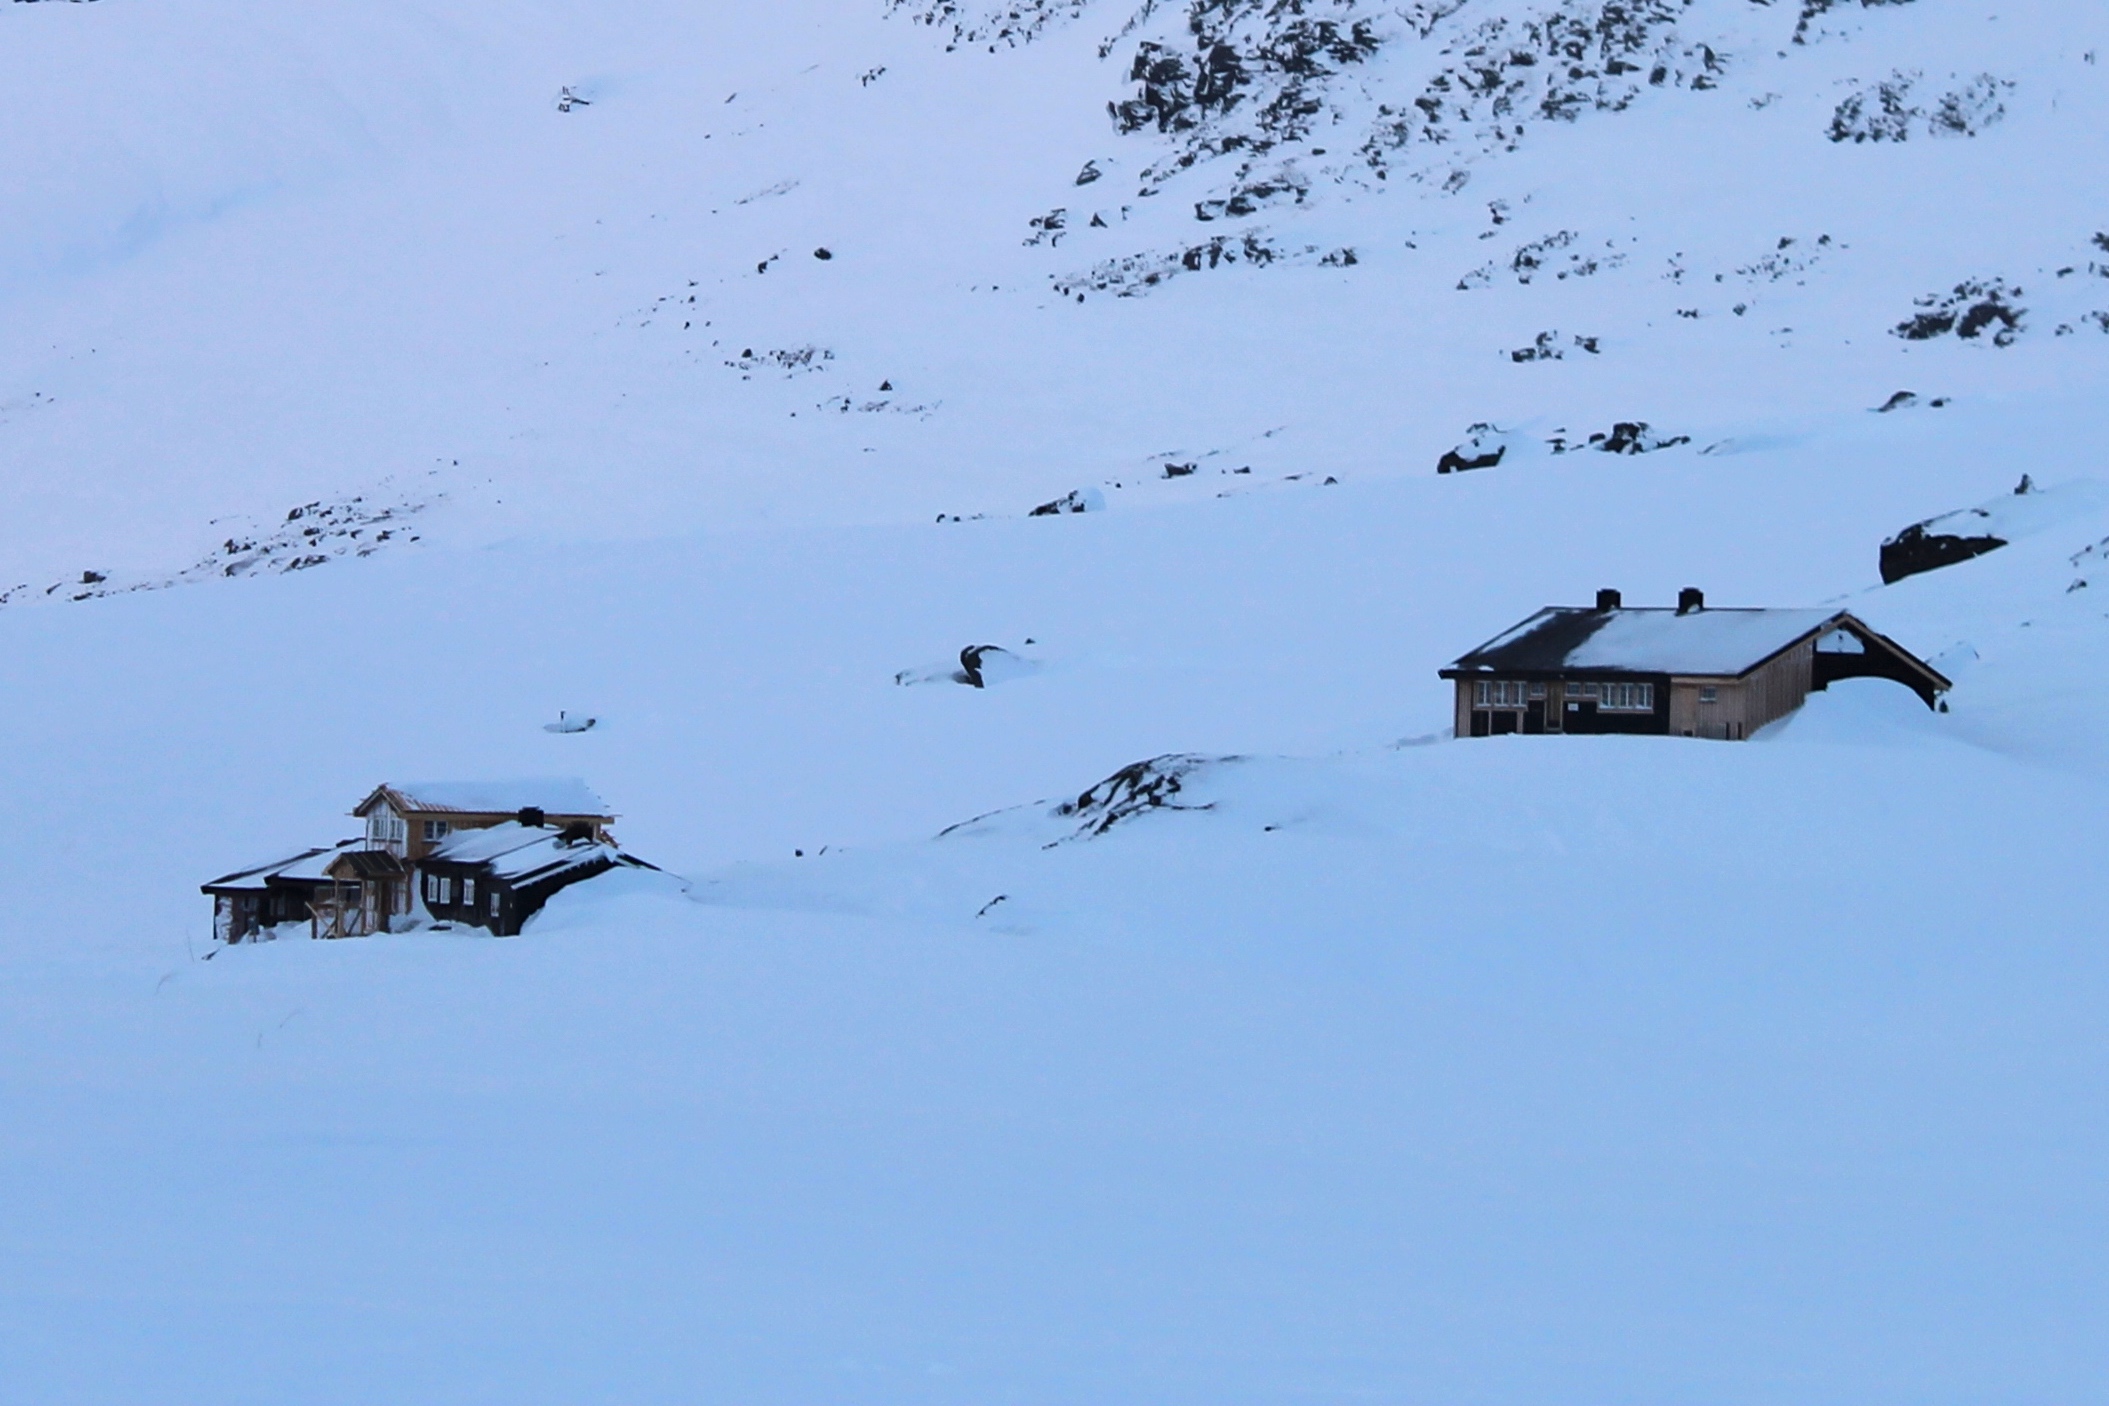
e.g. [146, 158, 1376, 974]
[1445, 605, 1845, 677]
[202, 841, 360, 894]
[329, 849, 408, 879]
[1442, 604, 1952, 692]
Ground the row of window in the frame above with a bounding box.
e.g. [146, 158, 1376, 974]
[364, 810, 453, 845]
[422, 872, 506, 918]
[1473, 680, 1655, 712]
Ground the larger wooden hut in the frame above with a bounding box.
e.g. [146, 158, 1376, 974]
[1440, 588, 1950, 740]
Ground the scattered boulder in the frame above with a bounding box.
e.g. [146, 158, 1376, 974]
[895, 644, 1041, 688]
[1436, 423, 1508, 474]
[1029, 487, 1105, 516]
[1894, 279, 2024, 346]
[1880, 520, 2006, 584]
[1548, 422, 1691, 455]
[957, 644, 1038, 688]
[1054, 755, 1220, 839]
[1875, 475, 2093, 584]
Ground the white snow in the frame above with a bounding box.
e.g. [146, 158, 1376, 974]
[1564, 606, 1842, 674]
[428, 819, 622, 880]
[6, 0, 2109, 1400]
[389, 779, 611, 817]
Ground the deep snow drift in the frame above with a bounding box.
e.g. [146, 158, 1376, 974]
[4, 1, 2109, 1402]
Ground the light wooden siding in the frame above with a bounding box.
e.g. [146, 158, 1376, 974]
[1453, 681, 1475, 738]
[1742, 638, 1816, 735]
[1670, 682, 1703, 736]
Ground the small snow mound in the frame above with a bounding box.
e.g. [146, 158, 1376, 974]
[528, 866, 696, 935]
[896, 644, 1043, 688]
[1758, 679, 1947, 747]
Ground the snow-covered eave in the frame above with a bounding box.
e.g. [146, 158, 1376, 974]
[1438, 609, 1951, 693]
[351, 780, 616, 821]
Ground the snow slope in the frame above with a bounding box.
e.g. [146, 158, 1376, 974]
[4, 1, 2109, 1401]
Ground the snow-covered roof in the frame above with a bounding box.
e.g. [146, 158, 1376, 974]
[428, 820, 624, 884]
[202, 839, 361, 891]
[363, 778, 612, 817]
[1449, 607, 1845, 677]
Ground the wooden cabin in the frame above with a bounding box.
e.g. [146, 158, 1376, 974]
[206, 779, 632, 942]
[1440, 588, 1951, 740]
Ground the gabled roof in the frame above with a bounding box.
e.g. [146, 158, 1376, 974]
[1442, 605, 1949, 687]
[353, 778, 612, 819]
[328, 849, 408, 879]
[202, 840, 361, 893]
[427, 819, 629, 885]
[1445, 606, 1841, 677]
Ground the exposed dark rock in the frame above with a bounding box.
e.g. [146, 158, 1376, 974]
[1894, 280, 2024, 346]
[1880, 520, 2005, 584]
[1054, 754, 1220, 838]
[1829, 69, 2011, 142]
[1548, 421, 1690, 455]
[1054, 231, 1306, 297]
[1793, 0, 1918, 46]
[1437, 423, 1508, 474]
[724, 345, 836, 375]
[1029, 487, 1104, 516]
[1510, 331, 1564, 362]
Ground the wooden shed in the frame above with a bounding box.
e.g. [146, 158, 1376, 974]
[1440, 588, 1951, 740]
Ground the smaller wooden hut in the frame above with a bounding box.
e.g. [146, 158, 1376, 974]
[200, 841, 363, 943]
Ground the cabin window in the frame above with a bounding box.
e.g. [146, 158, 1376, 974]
[1699, 687, 1719, 704]
[1473, 680, 1531, 708]
[423, 873, 438, 903]
[1600, 682, 1654, 712]
[422, 819, 451, 843]
[1567, 683, 1598, 701]
[489, 890, 501, 918]
[424, 873, 454, 905]
[462, 878, 476, 907]
[367, 808, 406, 845]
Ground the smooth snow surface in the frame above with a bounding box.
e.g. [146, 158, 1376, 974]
[5, 1, 2109, 1402]
[389, 779, 612, 817]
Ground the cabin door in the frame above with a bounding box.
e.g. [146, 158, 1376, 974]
[1524, 700, 1546, 734]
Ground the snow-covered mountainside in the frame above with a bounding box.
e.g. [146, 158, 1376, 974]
[4, 2, 2108, 1401]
